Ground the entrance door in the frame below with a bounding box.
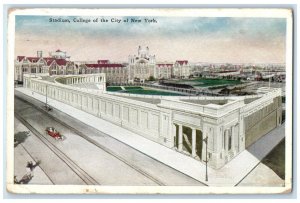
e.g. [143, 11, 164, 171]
[196, 130, 203, 160]
[174, 124, 179, 148]
[182, 126, 192, 155]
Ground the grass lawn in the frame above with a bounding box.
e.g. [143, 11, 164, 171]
[262, 138, 285, 179]
[107, 86, 184, 96]
[124, 86, 144, 90]
[106, 86, 123, 91]
[126, 89, 183, 96]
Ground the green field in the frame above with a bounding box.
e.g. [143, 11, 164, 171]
[106, 86, 123, 91]
[124, 86, 144, 90]
[107, 86, 184, 96]
[178, 78, 242, 87]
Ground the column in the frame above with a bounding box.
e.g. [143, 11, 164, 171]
[225, 129, 229, 152]
[192, 128, 196, 157]
[231, 126, 235, 152]
[172, 124, 176, 148]
[178, 124, 183, 151]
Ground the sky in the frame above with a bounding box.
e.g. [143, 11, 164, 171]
[15, 15, 287, 63]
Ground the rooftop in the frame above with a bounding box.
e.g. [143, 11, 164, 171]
[85, 63, 125, 68]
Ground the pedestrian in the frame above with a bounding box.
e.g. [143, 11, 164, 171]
[27, 161, 34, 170]
[26, 161, 34, 177]
[14, 176, 19, 184]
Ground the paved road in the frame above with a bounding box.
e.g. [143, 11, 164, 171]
[14, 92, 205, 186]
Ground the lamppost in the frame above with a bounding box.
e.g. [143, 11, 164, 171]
[44, 85, 51, 111]
[202, 136, 208, 182]
[46, 85, 48, 109]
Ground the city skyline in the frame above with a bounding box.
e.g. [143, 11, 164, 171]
[15, 16, 286, 63]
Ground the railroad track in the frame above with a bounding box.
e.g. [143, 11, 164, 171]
[15, 94, 166, 186]
[15, 112, 100, 185]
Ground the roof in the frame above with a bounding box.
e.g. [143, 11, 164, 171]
[27, 57, 40, 63]
[55, 49, 62, 52]
[85, 63, 125, 68]
[17, 56, 25, 61]
[45, 58, 55, 66]
[157, 64, 173, 68]
[55, 59, 68, 66]
[42, 58, 67, 66]
[176, 60, 188, 65]
[16, 56, 68, 66]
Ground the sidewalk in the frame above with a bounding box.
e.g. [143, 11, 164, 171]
[15, 87, 285, 186]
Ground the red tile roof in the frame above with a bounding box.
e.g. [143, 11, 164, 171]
[157, 64, 173, 68]
[85, 63, 125, 68]
[45, 58, 56, 66]
[176, 60, 188, 65]
[41, 57, 67, 66]
[55, 59, 68, 66]
[17, 55, 68, 66]
[27, 57, 40, 63]
[17, 56, 25, 61]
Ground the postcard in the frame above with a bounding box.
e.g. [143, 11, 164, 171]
[6, 8, 293, 194]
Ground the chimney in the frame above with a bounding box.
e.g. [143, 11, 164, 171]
[37, 51, 43, 58]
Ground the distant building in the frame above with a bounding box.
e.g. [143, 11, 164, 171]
[15, 50, 76, 82]
[173, 60, 190, 78]
[49, 49, 70, 60]
[80, 60, 128, 83]
[155, 63, 173, 79]
[16, 47, 284, 85]
[128, 46, 156, 81]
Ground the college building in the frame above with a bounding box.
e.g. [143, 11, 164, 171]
[15, 47, 194, 84]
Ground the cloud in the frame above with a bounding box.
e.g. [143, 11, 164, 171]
[15, 15, 286, 63]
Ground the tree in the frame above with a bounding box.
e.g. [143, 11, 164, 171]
[148, 76, 155, 81]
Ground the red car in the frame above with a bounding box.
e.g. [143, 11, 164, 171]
[45, 127, 65, 140]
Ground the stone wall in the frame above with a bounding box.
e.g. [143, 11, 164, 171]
[24, 75, 174, 148]
[244, 96, 282, 148]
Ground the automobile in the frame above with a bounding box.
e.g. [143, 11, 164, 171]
[45, 127, 65, 140]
